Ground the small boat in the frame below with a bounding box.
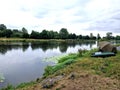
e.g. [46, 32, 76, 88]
[91, 52, 115, 57]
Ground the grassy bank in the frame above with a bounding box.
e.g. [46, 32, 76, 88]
[43, 49, 120, 80]
[0, 38, 97, 42]
[0, 38, 65, 42]
[1, 49, 120, 90]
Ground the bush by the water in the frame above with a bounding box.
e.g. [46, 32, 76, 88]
[1, 84, 15, 90]
[43, 53, 78, 78]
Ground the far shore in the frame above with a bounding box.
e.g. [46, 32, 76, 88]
[0, 38, 97, 42]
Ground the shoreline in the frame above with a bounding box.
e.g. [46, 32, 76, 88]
[1, 48, 120, 90]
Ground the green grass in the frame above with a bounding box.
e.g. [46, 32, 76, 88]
[16, 81, 36, 89]
[1, 82, 36, 90]
[58, 53, 78, 63]
[43, 53, 78, 78]
[1, 84, 15, 90]
[0, 38, 68, 42]
[56, 50, 120, 80]
[43, 49, 99, 78]
[0, 38, 97, 43]
[43, 48, 120, 80]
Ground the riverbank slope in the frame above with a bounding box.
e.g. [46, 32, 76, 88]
[2, 49, 120, 90]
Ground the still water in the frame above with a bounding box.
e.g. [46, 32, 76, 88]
[0, 41, 96, 88]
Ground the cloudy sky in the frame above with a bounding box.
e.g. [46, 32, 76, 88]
[0, 0, 120, 36]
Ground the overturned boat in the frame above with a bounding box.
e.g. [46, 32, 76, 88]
[91, 52, 115, 57]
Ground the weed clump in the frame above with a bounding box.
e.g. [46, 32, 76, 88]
[43, 53, 78, 78]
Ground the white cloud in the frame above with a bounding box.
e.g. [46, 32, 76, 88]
[0, 0, 120, 36]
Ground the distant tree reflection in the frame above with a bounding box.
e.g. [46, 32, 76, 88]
[59, 42, 68, 53]
[0, 42, 29, 54]
[0, 40, 96, 54]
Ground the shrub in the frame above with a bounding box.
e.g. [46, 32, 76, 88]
[16, 81, 36, 89]
[43, 54, 76, 78]
[1, 84, 15, 90]
[58, 53, 78, 63]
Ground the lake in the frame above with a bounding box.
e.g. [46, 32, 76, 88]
[0, 41, 96, 88]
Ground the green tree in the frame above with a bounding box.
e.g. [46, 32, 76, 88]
[0, 29, 12, 37]
[106, 32, 112, 39]
[0, 24, 7, 31]
[11, 29, 23, 38]
[68, 33, 77, 39]
[82, 35, 90, 39]
[68, 33, 73, 39]
[0, 31, 3, 37]
[97, 33, 101, 40]
[22, 33, 29, 38]
[90, 33, 96, 40]
[13, 29, 19, 33]
[22, 27, 29, 38]
[78, 35, 83, 39]
[4, 29, 13, 38]
[30, 30, 40, 39]
[53, 31, 60, 39]
[47, 30, 55, 39]
[90, 33, 93, 39]
[115, 35, 120, 40]
[40, 30, 48, 39]
[22, 27, 28, 33]
[59, 28, 69, 39]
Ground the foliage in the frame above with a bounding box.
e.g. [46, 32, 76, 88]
[43, 59, 75, 78]
[90, 33, 96, 40]
[77, 51, 120, 79]
[78, 49, 87, 57]
[43, 48, 120, 80]
[40, 30, 48, 39]
[106, 32, 112, 39]
[43, 54, 67, 63]
[0, 24, 120, 40]
[0, 24, 7, 31]
[22, 27, 29, 38]
[1, 82, 36, 90]
[1, 84, 15, 90]
[97, 33, 101, 40]
[43, 54, 78, 78]
[16, 81, 36, 89]
[90, 55, 120, 79]
[115, 35, 120, 40]
[30, 30, 40, 39]
[22, 33, 29, 38]
[22, 27, 28, 34]
[59, 28, 69, 39]
[58, 53, 78, 63]
[78, 48, 98, 57]
[68, 33, 77, 39]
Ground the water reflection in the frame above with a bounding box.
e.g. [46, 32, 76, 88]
[0, 40, 97, 88]
[0, 42, 29, 54]
[0, 41, 96, 54]
[31, 41, 58, 51]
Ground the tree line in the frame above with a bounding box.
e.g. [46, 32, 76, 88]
[0, 24, 120, 40]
